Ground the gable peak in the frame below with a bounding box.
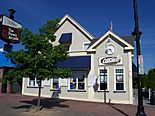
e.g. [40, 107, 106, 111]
[58, 14, 94, 40]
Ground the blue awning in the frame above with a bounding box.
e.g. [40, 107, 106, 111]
[59, 33, 72, 44]
[0, 52, 16, 68]
[57, 56, 91, 70]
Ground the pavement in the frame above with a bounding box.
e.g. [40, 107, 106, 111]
[0, 93, 155, 116]
[133, 89, 152, 106]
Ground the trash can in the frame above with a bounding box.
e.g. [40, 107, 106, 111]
[150, 90, 155, 105]
[143, 90, 149, 98]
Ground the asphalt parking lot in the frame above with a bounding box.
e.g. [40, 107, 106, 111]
[0, 93, 155, 116]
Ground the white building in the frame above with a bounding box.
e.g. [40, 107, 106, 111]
[22, 14, 135, 104]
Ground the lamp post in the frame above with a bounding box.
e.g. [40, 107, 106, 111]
[132, 0, 146, 116]
[8, 9, 16, 20]
[3, 9, 16, 51]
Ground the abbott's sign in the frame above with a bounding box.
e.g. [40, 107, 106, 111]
[0, 15, 22, 43]
[99, 56, 123, 65]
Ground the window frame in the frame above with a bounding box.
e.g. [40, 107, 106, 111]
[114, 68, 126, 92]
[98, 67, 109, 91]
[68, 71, 87, 91]
[50, 78, 60, 90]
[27, 77, 44, 88]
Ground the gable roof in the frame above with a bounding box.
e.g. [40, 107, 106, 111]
[121, 36, 134, 47]
[89, 38, 99, 47]
[58, 14, 94, 41]
[88, 31, 134, 51]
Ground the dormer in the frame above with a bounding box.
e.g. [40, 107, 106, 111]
[54, 14, 94, 52]
[59, 33, 72, 51]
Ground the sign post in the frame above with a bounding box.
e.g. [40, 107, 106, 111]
[0, 9, 22, 52]
[0, 9, 22, 93]
[0, 15, 22, 44]
[132, 0, 146, 115]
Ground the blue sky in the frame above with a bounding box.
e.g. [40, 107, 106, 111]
[0, 0, 155, 73]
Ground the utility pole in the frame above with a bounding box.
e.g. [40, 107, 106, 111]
[132, 0, 146, 116]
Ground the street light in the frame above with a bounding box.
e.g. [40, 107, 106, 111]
[8, 9, 16, 20]
[132, 0, 146, 116]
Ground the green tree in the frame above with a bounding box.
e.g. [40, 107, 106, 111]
[146, 68, 155, 90]
[5, 19, 71, 109]
[142, 73, 147, 88]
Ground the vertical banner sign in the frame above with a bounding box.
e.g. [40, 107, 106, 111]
[138, 55, 144, 75]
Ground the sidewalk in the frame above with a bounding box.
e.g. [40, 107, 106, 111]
[0, 93, 155, 116]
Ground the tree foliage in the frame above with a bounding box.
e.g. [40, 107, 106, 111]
[4, 18, 71, 108]
[5, 19, 71, 81]
[142, 68, 155, 89]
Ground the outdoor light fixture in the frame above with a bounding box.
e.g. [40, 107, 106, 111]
[8, 9, 16, 20]
[132, 0, 146, 116]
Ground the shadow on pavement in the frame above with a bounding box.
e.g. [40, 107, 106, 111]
[12, 98, 69, 110]
[107, 103, 129, 116]
[12, 105, 32, 109]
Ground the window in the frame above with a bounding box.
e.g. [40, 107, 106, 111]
[115, 69, 124, 91]
[70, 77, 76, 89]
[69, 71, 86, 91]
[99, 69, 108, 90]
[28, 77, 35, 86]
[43, 79, 51, 86]
[64, 45, 70, 51]
[52, 78, 59, 90]
[78, 75, 85, 90]
[61, 43, 70, 51]
[84, 43, 90, 50]
[28, 77, 43, 87]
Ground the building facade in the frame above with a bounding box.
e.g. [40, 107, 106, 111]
[22, 14, 134, 104]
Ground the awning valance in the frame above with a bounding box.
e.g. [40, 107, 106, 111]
[57, 56, 91, 70]
[59, 33, 72, 44]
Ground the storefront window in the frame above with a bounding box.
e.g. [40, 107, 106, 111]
[99, 69, 108, 90]
[29, 77, 35, 86]
[53, 78, 59, 90]
[78, 75, 85, 90]
[69, 71, 86, 91]
[28, 77, 43, 87]
[115, 69, 124, 91]
[70, 77, 76, 89]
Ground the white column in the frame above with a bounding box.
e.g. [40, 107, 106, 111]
[88, 53, 95, 101]
[128, 52, 133, 104]
[22, 77, 26, 95]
